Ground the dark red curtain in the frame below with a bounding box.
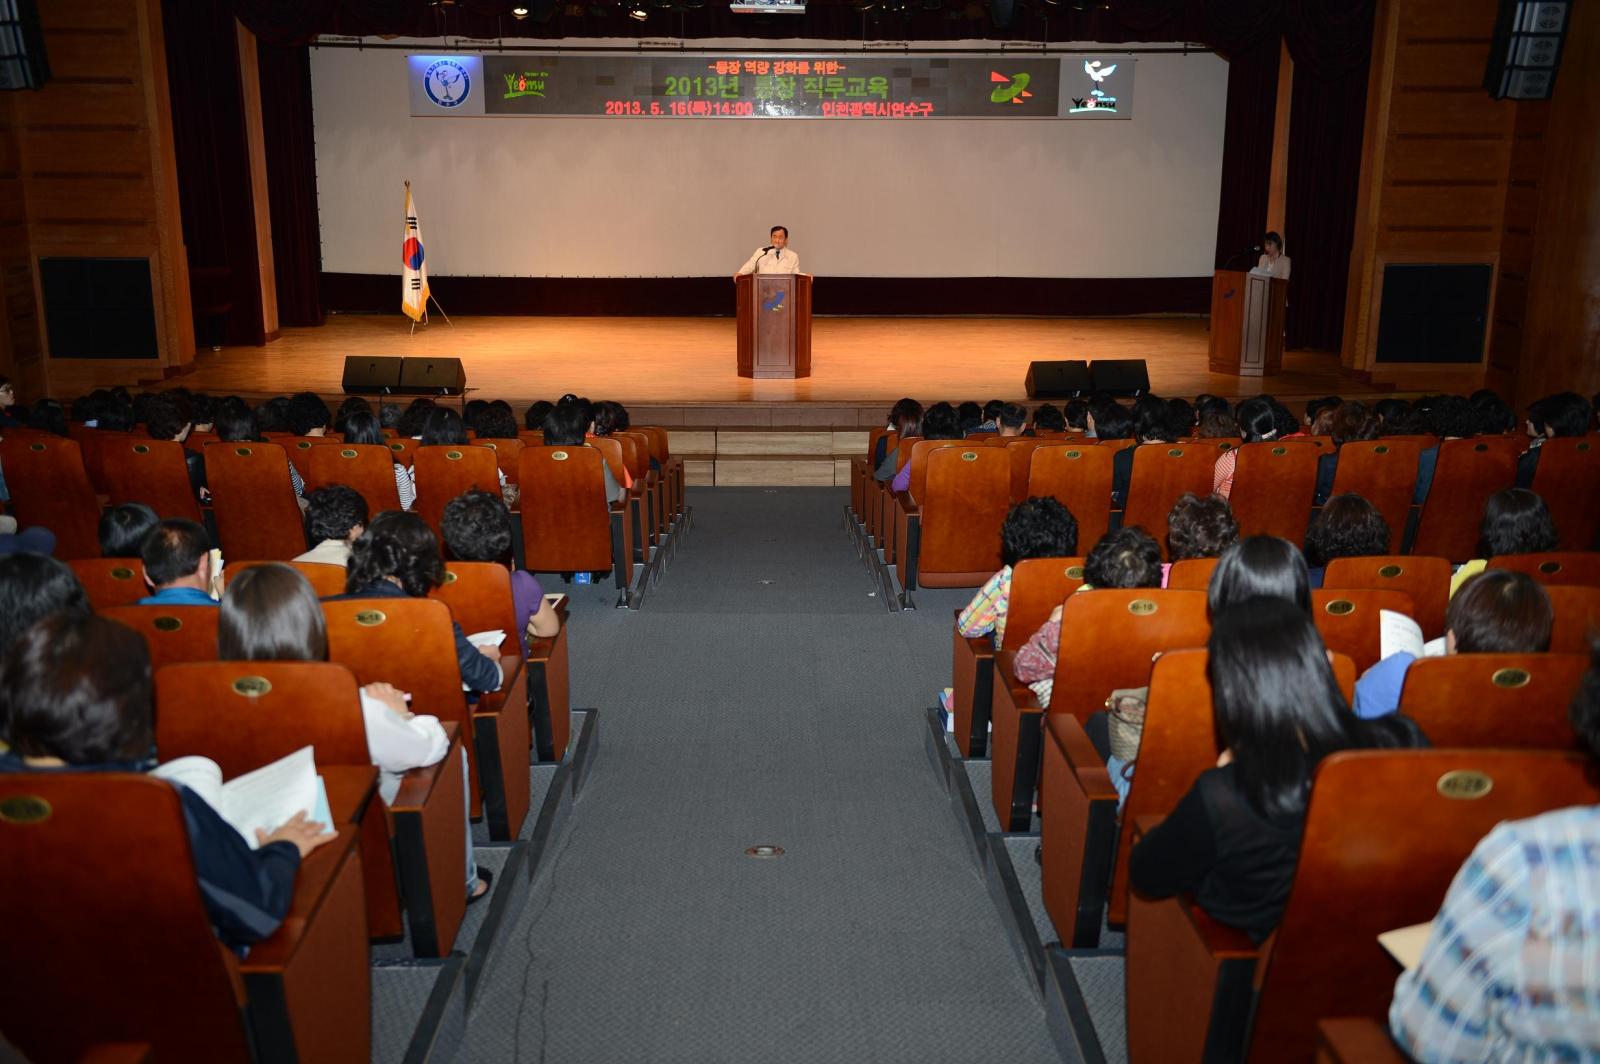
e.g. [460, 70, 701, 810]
[258, 42, 325, 327]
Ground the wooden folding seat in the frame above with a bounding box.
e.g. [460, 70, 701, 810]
[184, 430, 217, 453]
[949, 556, 1084, 758]
[1227, 442, 1321, 545]
[1546, 585, 1600, 654]
[1411, 437, 1520, 561]
[883, 439, 965, 566]
[385, 437, 417, 468]
[432, 561, 571, 762]
[865, 440, 913, 546]
[1165, 556, 1219, 592]
[0, 436, 102, 558]
[589, 435, 654, 565]
[1096, 437, 1139, 455]
[851, 431, 893, 519]
[478, 436, 525, 485]
[617, 430, 665, 552]
[635, 426, 684, 522]
[412, 443, 501, 544]
[204, 442, 307, 561]
[1042, 650, 1356, 946]
[989, 589, 1209, 831]
[101, 605, 219, 670]
[1312, 588, 1415, 674]
[325, 596, 530, 840]
[1122, 445, 1218, 558]
[69, 558, 151, 610]
[224, 559, 349, 598]
[517, 445, 633, 591]
[1126, 749, 1600, 1063]
[277, 435, 336, 480]
[1396, 652, 1588, 748]
[1530, 436, 1600, 550]
[1327, 439, 1424, 550]
[305, 443, 403, 515]
[1002, 438, 1045, 501]
[1181, 436, 1242, 455]
[100, 438, 203, 522]
[1027, 443, 1114, 548]
[0, 773, 369, 1063]
[1323, 555, 1451, 640]
[67, 425, 132, 496]
[154, 660, 468, 956]
[895, 445, 1009, 596]
[1488, 550, 1600, 587]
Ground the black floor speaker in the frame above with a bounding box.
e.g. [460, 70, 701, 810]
[341, 356, 404, 394]
[398, 357, 467, 396]
[1024, 359, 1090, 399]
[1089, 359, 1150, 397]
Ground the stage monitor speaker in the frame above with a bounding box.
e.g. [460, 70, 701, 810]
[1024, 359, 1090, 399]
[1484, 0, 1570, 100]
[1374, 263, 1492, 364]
[1090, 359, 1150, 397]
[399, 356, 466, 396]
[342, 356, 403, 394]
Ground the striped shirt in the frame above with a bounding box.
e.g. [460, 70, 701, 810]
[1390, 805, 1600, 1061]
[957, 566, 1012, 646]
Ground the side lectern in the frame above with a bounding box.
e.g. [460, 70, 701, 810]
[1208, 268, 1287, 376]
[736, 273, 812, 379]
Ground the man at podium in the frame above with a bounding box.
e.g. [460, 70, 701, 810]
[733, 225, 800, 280]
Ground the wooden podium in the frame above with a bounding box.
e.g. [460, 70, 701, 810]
[736, 272, 812, 379]
[1208, 268, 1287, 376]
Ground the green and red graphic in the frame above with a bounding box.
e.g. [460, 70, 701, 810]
[989, 71, 1034, 105]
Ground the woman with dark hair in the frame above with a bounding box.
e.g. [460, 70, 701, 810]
[215, 397, 305, 498]
[98, 502, 161, 559]
[0, 553, 89, 658]
[396, 399, 436, 439]
[1212, 396, 1279, 499]
[1518, 391, 1594, 486]
[1034, 403, 1068, 433]
[955, 497, 1079, 647]
[1208, 535, 1311, 616]
[524, 400, 554, 433]
[543, 399, 625, 503]
[956, 401, 984, 436]
[1257, 231, 1291, 280]
[1130, 598, 1421, 941]
[888, 403, 962, 494]
[414, 406, 513, 505]
[1303, 493, 1391, 584]
[1312, 401, 1384, 503]
[1479, 487, 1559, 559]
[875, 398, 923, 467]
[475, 401, 520, 441]
[440, 489, 559, 653]
[334, 396, 372, 436]
[0, 375, 18, 428]
[344, 409, 415, 511]
[0, 613, 335, 954]
[339, 512, 503, 695]
[1469, 389, 1516, 435]
[1087, 399, 1134, 442]
[26, 397, 69, 438]
[1166, 494, 1239, 571]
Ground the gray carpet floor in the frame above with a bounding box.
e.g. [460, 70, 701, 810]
[453, 488, 1058, 1063]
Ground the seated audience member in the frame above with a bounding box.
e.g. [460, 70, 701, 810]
[474, 400, 521, 443]
[1165, 493, 1239, 582]
[584, 402, 638, 489]
[956, 401, 984, 437]
[1469, 388, 1516, 435]
[889, 403, 962, 494]
[1269, 397, 1300, 439]
[0, 613, 335, 952]
[1449, 487, 1561, 592]
[26, 397, 69, 437]
[414, 406, 514, 505]
[1312, 401, 1382, 503]
[379, 402, 403, 431]
[397, 399, 436, 439]
[977, 399, 1004, 434]
[0, 375, 18, 428]
[1390, 639, 1600, 1059]
[875, 399, 922, 467]
[1060, 400, 1087, 434]
[1129, 598, 1425, 942]
[1354, 569, 1552, 719]
[462, 399, 489, 433]
[295, 485, 367, 566]
[1208, 534, 1312, 616]
[287, 392, 331, 438]
[215, 396, 306, 497]
[1196, 406, 1239, 439]
[1013, 526, 1163, 708]
[99, 503, 160, 559]
[957, 497, 1079, 646]
[0, 524, 54, 558]
[138, 519, 219, 606]
[144, 390, 207, 501]
[1304, 395, 1342, 430]
[1407, 394, 1481, 504]
[1213, 396, 1279, 499]
[342, 409, 414, 511]
[441, 489, 560, 654]
[1133, 396, 1178, 445]
[336, 511, 502, 695]
[523, 400, 554, 434]
[997, 403, 1027, 438]
[0, 553, 90, 658]
[1090, 400, 1138, 506]
[1374, 398, 1414, 436]
[334, 396, 371, 436]
[543, 400, 626, 504]
[1303, 493, 1391, 587]
[253, 395, 292, 433]
[1517, 391, 1594, 487]
[1034, 403, 1068, 434]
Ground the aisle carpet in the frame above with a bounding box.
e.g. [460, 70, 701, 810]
[453, 488, 1056, 1063]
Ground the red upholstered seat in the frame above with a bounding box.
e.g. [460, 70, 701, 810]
[1027, 444, 1114, 550]
[204, 442, 307, 561]
[1123, 445, 1218, 559]
[1397, 652, 1588, 749]
[0, 436, 102, 558]
[1227, 441, 1321, 545]
[1411, 437, 1520, 562]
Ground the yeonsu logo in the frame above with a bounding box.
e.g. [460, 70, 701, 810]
[989, 71, 1034, 105]
[1070, 59, 1119, 113]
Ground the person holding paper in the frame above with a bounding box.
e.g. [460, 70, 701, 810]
[0, 613, 335, 954]
[733, 225, 799, 280]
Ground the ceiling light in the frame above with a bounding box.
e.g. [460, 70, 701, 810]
[511, 5, 529, 15]
[628, 1, 649, 18]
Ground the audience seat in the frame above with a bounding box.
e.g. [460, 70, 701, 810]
[304, 444, 403, 515]
[69, 558, 150, 610]
[1227, 442, 1321, 545]
[153, 660, 468, 956]
[203, 442, 308, 561]
[478, 436, 526, 485]
[949, 556, 1085, 759]
[634, 426, 684, 524]
[100, 438, 203, 523]
[516, 445, 633, 592]
[101, 605, 220, 671]
[1327, 440, 1425, 551]
[1546, 585, 1600, 654]
[412, 444, 501, 545]
[1488, 551, 1600, 588]
[851, 431, 893, 520]
[386, 438, 418, 468]
[0, 436, 103, 558]
[614, 431, 662, 560]
[1322, 555, 1450, 641]
[1122, 446, 1218, 558]
[1312, 588, 1416, 674]
[1002, 439, 1046, 502]
[1126, 749, 1600, 1063]
[0, 773, 369, 1063]
[1411, 437, 1520, 561]
[1529, 436, 1600, 551]
[324, 597, 530, 841]
[224, 560, 348, 598]
[66, 424, 130, 496]
[1165, 557, 1219, 592]
[1396, 652, 1587, 749]
[274, 436, 339, 481]
[895, 445, 1009, 597]
[1027, 444, 1115, 549]
[882, 439, 965, 566]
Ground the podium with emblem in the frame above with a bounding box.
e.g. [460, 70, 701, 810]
[736, 273, 812, 379]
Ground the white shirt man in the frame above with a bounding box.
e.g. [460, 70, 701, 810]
[734, 226, 800, 279]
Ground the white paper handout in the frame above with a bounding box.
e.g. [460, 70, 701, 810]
[153, 745, 332, 850]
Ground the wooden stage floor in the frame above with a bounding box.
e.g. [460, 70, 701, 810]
[151, 314, 1420, 409]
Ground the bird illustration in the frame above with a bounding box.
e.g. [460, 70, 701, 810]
[1084, 60, 1117, 83]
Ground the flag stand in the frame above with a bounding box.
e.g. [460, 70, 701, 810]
[408, 295, 453, 335]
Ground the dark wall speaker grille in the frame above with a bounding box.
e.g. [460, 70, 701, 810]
[1374, 263, 1492, 365]
[39, 257, 158, 359]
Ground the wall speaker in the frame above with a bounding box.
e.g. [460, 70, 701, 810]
[1484, 0, 1571, 100]
[398, 356, 466, 396]
[1089, 359, 1150, 397]
[1375, 264, 1492, 364]
[39, 257, 157, 359]
[341, 356, 403, 394]
[1024, 359, 1090, 399]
